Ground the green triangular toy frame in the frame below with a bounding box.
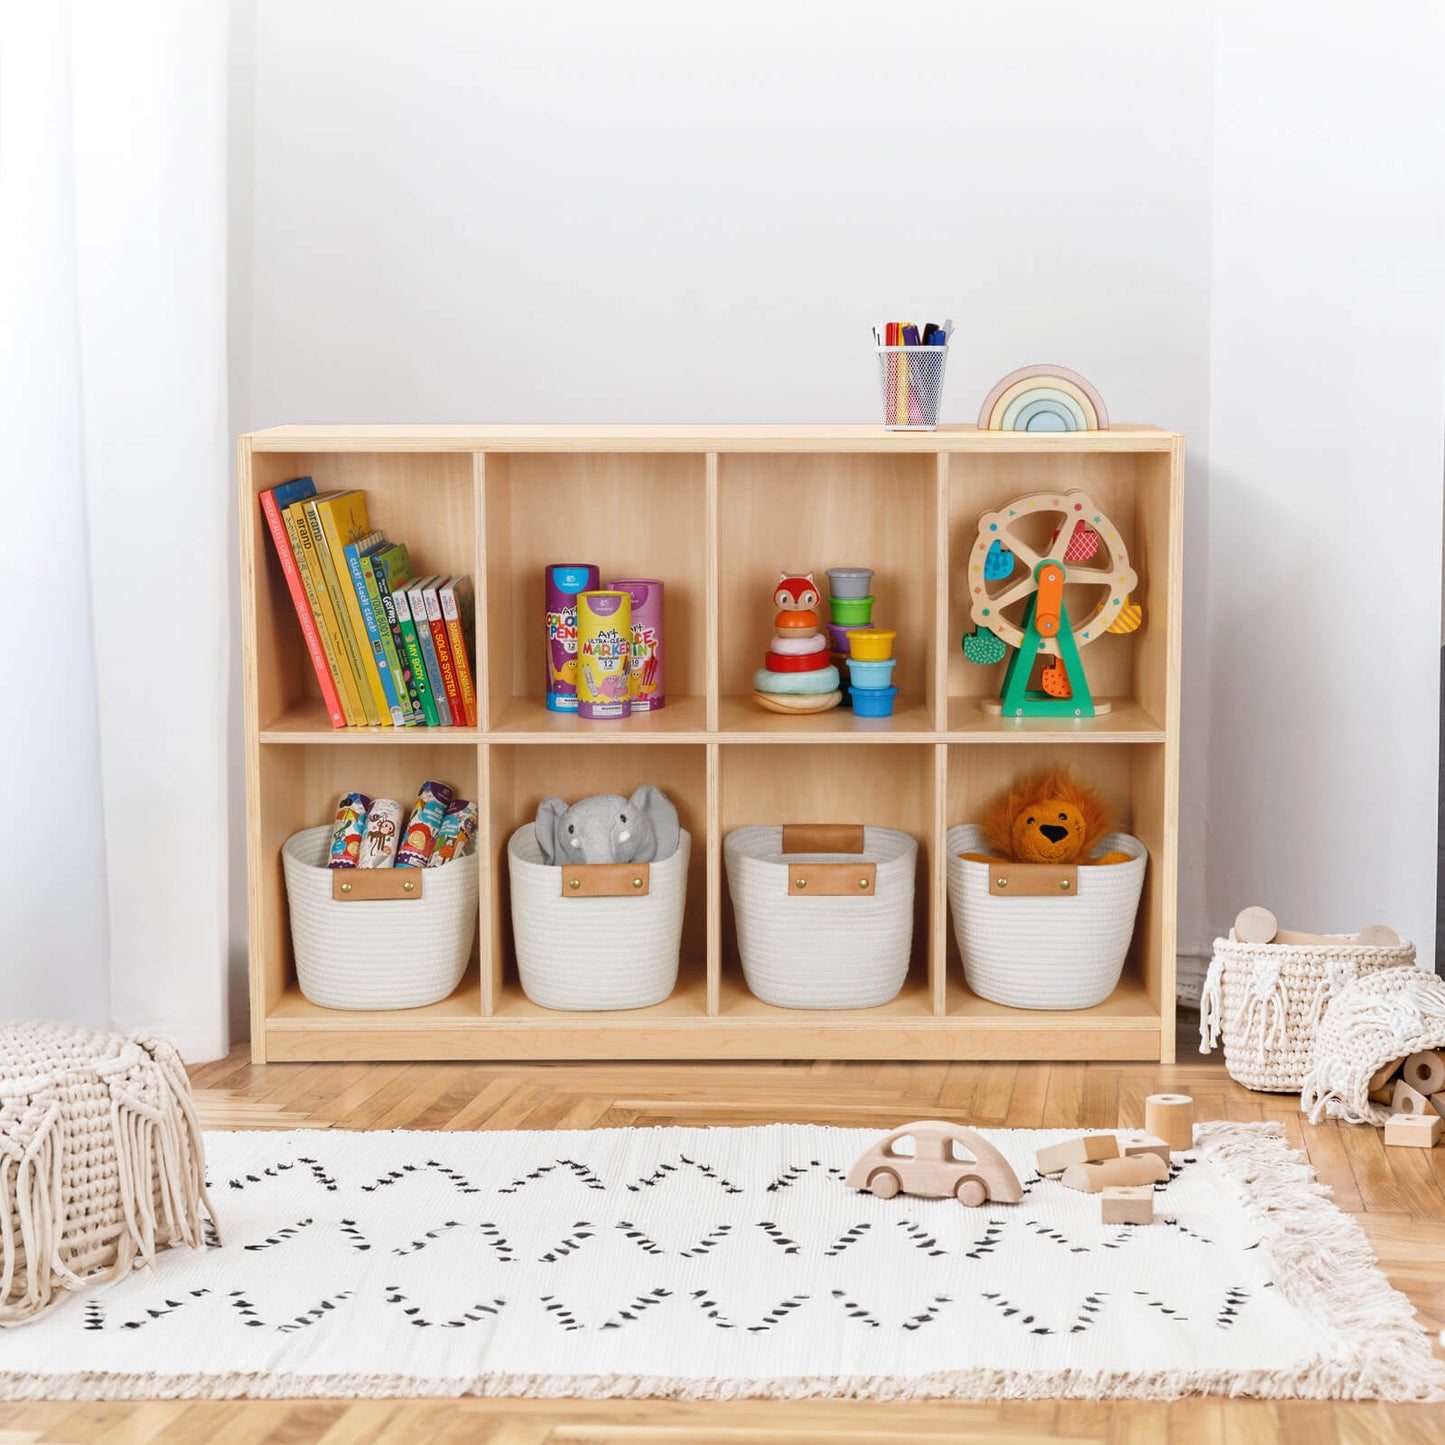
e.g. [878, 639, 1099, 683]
[997, 581, 1097, 719]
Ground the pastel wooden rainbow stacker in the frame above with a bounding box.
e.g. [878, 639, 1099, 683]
[977, 364, 1110, 432]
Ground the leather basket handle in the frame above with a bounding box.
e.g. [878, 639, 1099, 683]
[782, 824, 865, 855]
[987, 863, 1078, 898]
[561, 862, 651, 898]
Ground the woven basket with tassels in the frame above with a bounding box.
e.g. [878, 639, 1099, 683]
[1200, 926, 1414, 1092]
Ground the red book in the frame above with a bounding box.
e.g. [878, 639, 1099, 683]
[259, 479, 346, 729]
[422, 580, 467, 727]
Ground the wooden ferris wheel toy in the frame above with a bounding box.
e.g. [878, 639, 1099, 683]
[961, 490, 1141, 718]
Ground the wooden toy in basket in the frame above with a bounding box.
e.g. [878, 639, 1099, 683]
[845, 1122, 1023, 1206]
[1201, 907, 1415, 1093]
[961, 490, 1139, 719]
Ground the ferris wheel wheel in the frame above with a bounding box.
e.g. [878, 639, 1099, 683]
[963, 490, 1141, 718]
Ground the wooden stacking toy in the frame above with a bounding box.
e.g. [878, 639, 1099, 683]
[752, 572, 841, 715]
[1375, 1050, 1445, 1149]
[977, 364, 1110, 433]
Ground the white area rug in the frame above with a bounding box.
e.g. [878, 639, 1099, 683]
[1, 1122, 1441, 1402]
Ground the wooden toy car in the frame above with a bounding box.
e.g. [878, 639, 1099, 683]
[845, 1121, 1024, 1207]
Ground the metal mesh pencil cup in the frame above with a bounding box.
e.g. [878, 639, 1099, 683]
[876, 345, 948, 431]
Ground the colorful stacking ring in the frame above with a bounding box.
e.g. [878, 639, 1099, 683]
[775, 609, 821, 633]
[766, 650, 831, 673]
[754, 664, 841, 695]
[770, 633, 828, 656]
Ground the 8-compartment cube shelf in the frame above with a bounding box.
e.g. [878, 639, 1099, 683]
[241, 424, 1182, 1064]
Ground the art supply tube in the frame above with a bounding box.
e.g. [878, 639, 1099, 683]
[327, 792, 372, 869]
[606, 577, 664, 711]
[430, 799, 478, 867]
[576, 590, 632, 719]
[545, 564, 600, 712]
[359, 798, 403, 869]
[395, 779, 455, 867]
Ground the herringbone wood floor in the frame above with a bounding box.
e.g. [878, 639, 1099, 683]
[5, 1018, 1444, 1442]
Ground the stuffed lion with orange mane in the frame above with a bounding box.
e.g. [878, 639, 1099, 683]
[962, 769, 1132, 867]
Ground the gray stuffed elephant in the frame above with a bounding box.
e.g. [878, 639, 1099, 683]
[534, 786, 680, 866]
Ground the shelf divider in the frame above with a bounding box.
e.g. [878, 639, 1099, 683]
[706, 742, 721, 1015]
[931, 742, 949, 1015]
[933, 452, 950, 733]
[705, 453, 720, 733]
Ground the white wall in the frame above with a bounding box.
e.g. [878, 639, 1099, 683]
[1207, 10, 1445, 954]
[228, 1, 1445, 1005]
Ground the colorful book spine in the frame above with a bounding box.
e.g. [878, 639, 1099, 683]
[392, 581, 441, 727]
[258, 476, 346, 729]
[291, 497, 365, 726]
[439, 574, 479, 727]
[423, 580, 466, 727]
[407, 576, 453, 725]
[345, 532, 404, 727]
[375, 547, 424, 724]
[312, 492, 387, 727]
[360, 551, 414, 726]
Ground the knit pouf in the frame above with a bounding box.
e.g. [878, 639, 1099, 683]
[0, 1021, 215, 1324]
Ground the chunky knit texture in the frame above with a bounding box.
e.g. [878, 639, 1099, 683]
[1200, 933, 1414, 1092]
[0, 1021, 214, 1324]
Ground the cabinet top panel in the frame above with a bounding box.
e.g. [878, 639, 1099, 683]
[244, 423, 1180, 454]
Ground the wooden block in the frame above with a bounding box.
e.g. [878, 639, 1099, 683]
[1233, 906, 1278, 944]
[1383, 1113, 1441, 1149]
[1392, 1079, 1431, 1116]
[1430, 1094, 1445, 1120]
[1368, 1057, 1406, 1092]
[1144, 1093, 1194, 1152]
[1356, 923, 1401, 947]
[1035, 1134, 1120, 1176]
[1369, 1087, 1396, 1105]
[1101, 1185, 1155, 1225]
[1060, 1154, 1170, 1193]
[1402, 1050, 1445, 1097]
[1121, 1135, 1172, 1166]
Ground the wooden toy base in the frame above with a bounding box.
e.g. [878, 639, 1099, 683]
[982, 697, 1113, 717]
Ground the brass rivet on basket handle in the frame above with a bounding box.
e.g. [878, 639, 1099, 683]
[340, 881, 353, 894]
[996, 877, 1008, 889]
[1059, 879, 1070, 891]
[787, 861, 878, 897]
[569, 879, 582, 890]
[632, 877, 644, 889]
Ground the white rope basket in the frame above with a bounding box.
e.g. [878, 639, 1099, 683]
[724, 825, 917, 1009]
[947, 825, 1146, 1010]
[282, 826, 476, 1010]
[1201, 927, 1415, 1093]
[508, 826, 690, 1011]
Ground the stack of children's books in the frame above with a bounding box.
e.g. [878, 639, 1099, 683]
[260, 478, 478, 729]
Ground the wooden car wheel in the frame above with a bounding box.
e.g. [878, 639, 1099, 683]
[868, 1167, 901, 1199]
[955, 1177, 987, 1207]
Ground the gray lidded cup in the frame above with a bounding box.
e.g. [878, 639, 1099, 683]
[826, 567, 874, 599]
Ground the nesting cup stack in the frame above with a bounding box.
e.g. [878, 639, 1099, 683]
[826, 568, 898, 718]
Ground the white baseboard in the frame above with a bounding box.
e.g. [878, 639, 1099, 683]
[1176, 952, 1210, 1008]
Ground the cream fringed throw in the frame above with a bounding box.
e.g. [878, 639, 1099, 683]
[1301, 968, 1445, 1125]
[0, 1021, 214, 1324]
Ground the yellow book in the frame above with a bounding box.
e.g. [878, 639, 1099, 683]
[312, 491, 390, 726]
[288, 496, 365, 726]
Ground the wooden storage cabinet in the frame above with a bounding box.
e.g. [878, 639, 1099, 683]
[241, 425, 1182, 1064]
